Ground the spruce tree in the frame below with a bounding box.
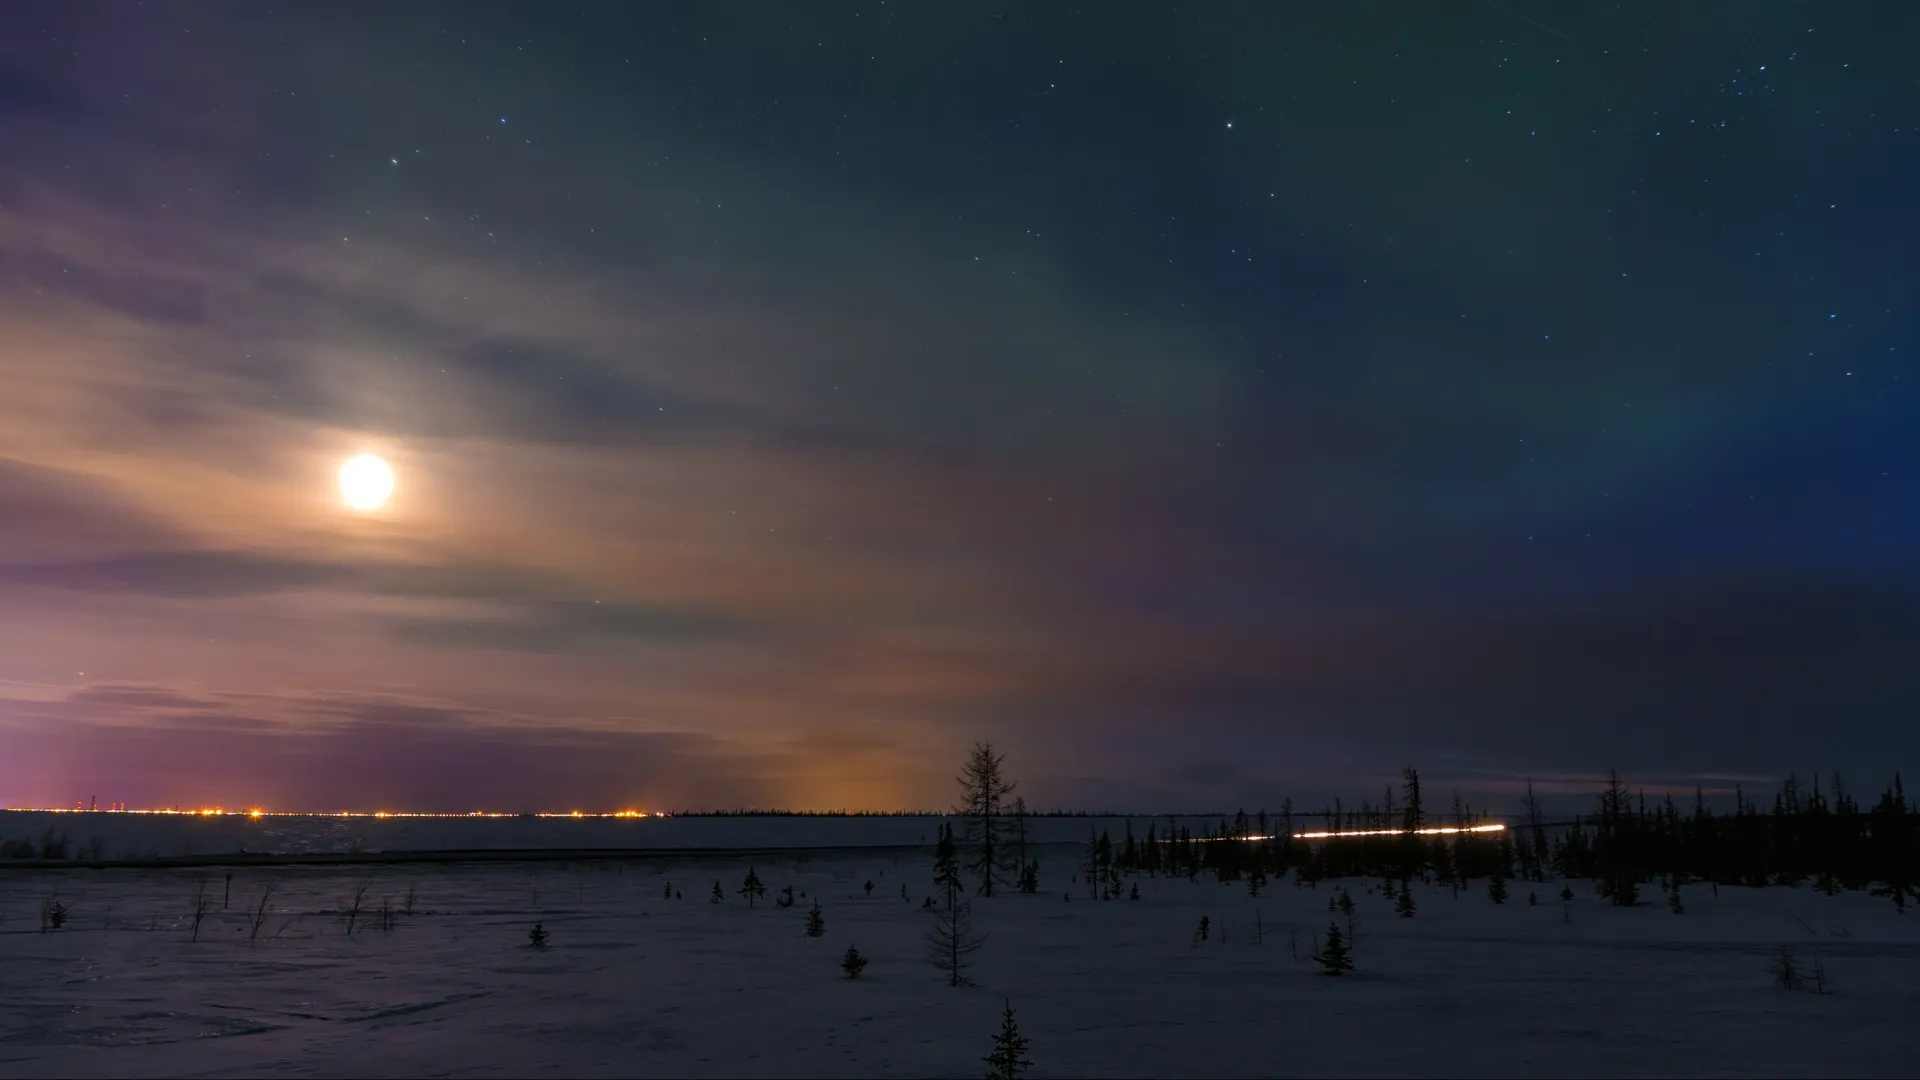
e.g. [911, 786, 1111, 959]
[527, 921, 550, 948]
[935, 822, 964, 903]
[710, 880, 724, 904]
[1315, 920, 1353, 975]
[1395, 883, 1416, 918]
[806, 900, 826, 937]
[983, 999, 1033, 1080]
[1017, 860, 1040, 894]
[1487, 871, 1509, 905]
[662, 880, 672, 900]
[840, 945, 868, 978]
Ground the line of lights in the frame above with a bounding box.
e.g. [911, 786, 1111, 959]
[1292, 823, 1507, 841]
[1, 808, 668, 819]
[1164, 824, 1510, 843]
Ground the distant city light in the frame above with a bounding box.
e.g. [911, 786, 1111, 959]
[1, 807, 670, 819]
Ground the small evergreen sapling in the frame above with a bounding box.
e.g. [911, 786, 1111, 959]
[1128, 882, 1139, 901]
[983, 999, 1033, 1080]
[663, 880, 673, 900]
[739, 866, 767, 908]
[1315, 920, 1354, 975]
[528, 921, 550, 949]
[1487, 872, 1509, 905]
[710, 880, 724, 904]
[840, 945, 868, 978]
[1395, 885, 1416, 918]
[805, 900, 826, 938]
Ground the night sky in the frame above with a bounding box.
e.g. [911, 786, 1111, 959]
[1, 2, 1914, 813]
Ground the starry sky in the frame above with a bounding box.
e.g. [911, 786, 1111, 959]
[1, 1, 1914, 813]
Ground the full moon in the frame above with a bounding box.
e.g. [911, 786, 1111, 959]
[338, 453, 395, 511]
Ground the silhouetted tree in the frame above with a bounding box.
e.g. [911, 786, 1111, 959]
[527, 922, 550, 948]
[805, 900, 825, 937]
[926, 895, 988, 987]
[983, 999, 1033, 1080]
[934, 822, 964, 903]
[1010, 796, 1032, 883]
[739, 867, 767, 908]
[956, 741, 1017, 896]
[1315, 921, 1353, 975]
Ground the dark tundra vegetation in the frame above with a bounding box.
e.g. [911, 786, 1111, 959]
[1024, 766, 1920, 914]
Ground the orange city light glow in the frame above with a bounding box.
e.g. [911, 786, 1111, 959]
[1, 807, 668, 818]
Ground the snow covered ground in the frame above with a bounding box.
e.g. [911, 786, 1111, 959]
[4, 849, 1918, 1078]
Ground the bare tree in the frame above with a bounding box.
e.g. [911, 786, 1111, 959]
[925, 894, 989, 987]
[954, 741, 1016, 896]
[1522, 782, 1550, 882]
[341, 881, 371, 936]
[247, 880, 277, 944]
[189, 876, 214, 943]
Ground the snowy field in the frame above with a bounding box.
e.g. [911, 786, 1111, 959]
[5, 849, 1919, 1079]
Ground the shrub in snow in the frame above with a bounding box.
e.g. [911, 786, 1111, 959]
[528, 922, 550, 949]
[805, 901, 825, 938]
[840, 945, 868, 978]
[1769, 947, 1800, 991]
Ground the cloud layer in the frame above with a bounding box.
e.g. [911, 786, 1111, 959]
[1, 3, 1914, 811]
